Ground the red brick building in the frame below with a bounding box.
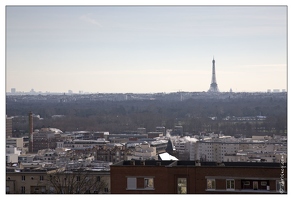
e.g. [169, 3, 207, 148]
[110, 160, 287, 194]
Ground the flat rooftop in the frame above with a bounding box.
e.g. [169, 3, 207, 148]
[112, 160, 286, 168]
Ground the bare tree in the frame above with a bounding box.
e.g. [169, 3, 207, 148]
[47, 168, 109, 194]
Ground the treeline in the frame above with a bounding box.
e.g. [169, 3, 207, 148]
[6, 96, 287, 136]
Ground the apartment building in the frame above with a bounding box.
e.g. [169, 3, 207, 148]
[6, 168, 48, 194]
[32, 128, 62, 152]
[108, 132, 148, 143]
[155, 126, 166, 136]
[172, 137, 193, 160]
[6, 167, 110, 194]
[58, 138, 109, 150]
[6, 145, 22, 163]
[150, 140, 168, 154]
[110, 160, 287, 194]
[223, 151, 287, 163]
[196, 141, 239, 162]
[18, 154, 35, 163]
[190, 136, 287, 162]
[95, 145, 128, 163]
[6, 137, 24, 148]
[127, 142, 157, 160]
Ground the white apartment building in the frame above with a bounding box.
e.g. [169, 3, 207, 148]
[223, 151, 287, 163]
[195, 140, 240, 162]
[18, 154, 35, 163]
[127, 142, 157, 160]
[190, 135, 287, 163]
[173, 139, 188, 153]
[6, 145, 22, 163]
[6, 137, 24, 149]
[172, 136, 195, 160]
[189, 135, 238, 162]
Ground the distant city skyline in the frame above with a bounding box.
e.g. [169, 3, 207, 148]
[7, 87, 287, 94]
[5, 5, 287, 93]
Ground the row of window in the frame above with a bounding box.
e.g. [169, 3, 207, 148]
[19, 175, 44, 181]
[207, 179, 235, 190]
[6, 186, 109, 194]
[17, 175, 101, 182]
[206, 179, 284, 192]
[127, 177, 285, 193]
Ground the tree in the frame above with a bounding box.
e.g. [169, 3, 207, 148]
[47, 168, 109, 194]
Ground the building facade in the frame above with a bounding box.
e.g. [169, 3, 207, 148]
[95, 146, 128, 163]
[110, 160, 287, 194]
[32, 128, 62, 153]
[190, 136, 287, 163]
[6, 137, 24, 149]
[6, 168, 110, 194]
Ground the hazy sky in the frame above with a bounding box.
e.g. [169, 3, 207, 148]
[5, 5, 287, 93]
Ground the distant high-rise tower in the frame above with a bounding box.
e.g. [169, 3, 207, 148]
[208, 57, 220, 92]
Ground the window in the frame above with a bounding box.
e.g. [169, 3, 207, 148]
[76, 176, 80, 182]
[127, 177, 137, 189]
[104, 188, 109, 193]
[144, 178, 154, 189]
[276, 180, 286, 193]
[40, 175, 44, 181]
[261, 181, 267, 186]
[96, 176, 100, 182]
[226, 179, 235, 190]
[253, 181, 258, 190]
[177, 178, 187, 194]
[207, 179, 216, 190]
[243, 181, 250, 185]
[6, 186, 10, 194]
[21, 186, 25, 194]
[21, 176, 25, 181]
[127, 177, 155, 190]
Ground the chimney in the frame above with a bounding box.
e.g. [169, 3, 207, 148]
[29, 111, 33, 134]
[28, 111, 33, 152]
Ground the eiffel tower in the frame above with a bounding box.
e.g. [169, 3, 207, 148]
[208, 57, 220, 92]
